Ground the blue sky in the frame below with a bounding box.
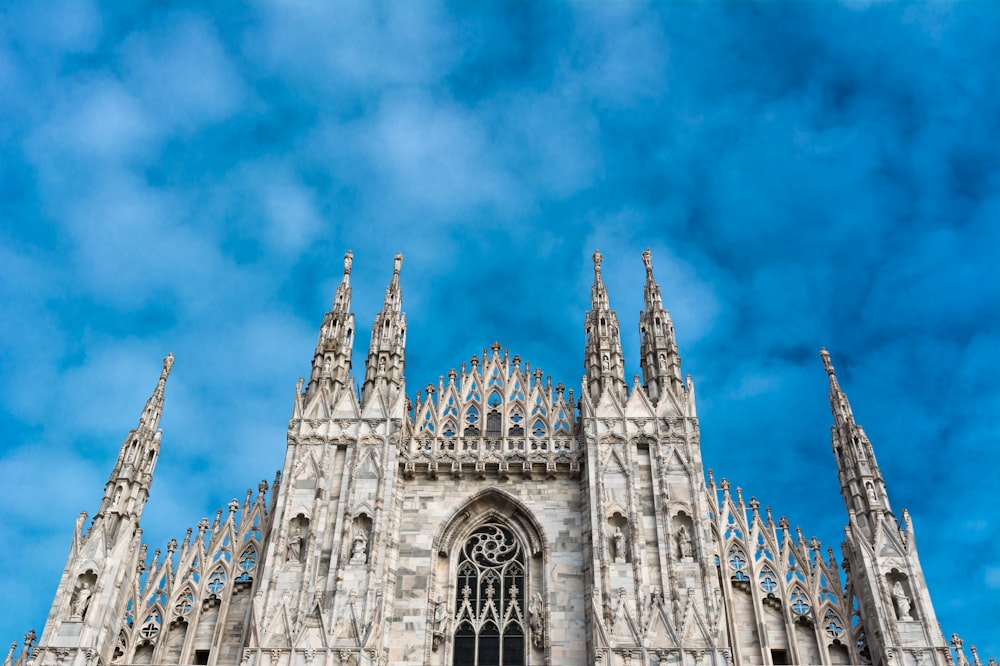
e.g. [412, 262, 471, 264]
[1, 0, 998, 657]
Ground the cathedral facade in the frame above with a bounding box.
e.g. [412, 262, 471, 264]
[12, 251, 983, 666]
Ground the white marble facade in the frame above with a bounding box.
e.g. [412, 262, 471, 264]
[18, 251, 975, 666]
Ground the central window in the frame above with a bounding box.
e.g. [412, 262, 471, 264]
[453, 524, 526, 666]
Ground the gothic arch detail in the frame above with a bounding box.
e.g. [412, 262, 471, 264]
[429, 489, 548, 665]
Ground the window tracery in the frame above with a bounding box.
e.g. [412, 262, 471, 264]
[139, 610, 161, 641]
[236, 545, 257, 583]
[453, 523, 526, 666]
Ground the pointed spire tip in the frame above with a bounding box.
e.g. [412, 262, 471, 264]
[819, 348, 835, 375]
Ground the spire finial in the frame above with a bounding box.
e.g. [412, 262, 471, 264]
[343, 250, 353, 277]
[642, 247, 653, 279]
[393, 252, 403, 276]
[162, 352, 174, 378]
[593, 249, 603, 278]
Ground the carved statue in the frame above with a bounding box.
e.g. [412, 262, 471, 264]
[286, 527, 303, 563]
[431, 598, 447, 651]
[613, 527, 625, 563]
[529, 592, 544, 648]
[70, 580, 92, 620]
[393, 252, 403, 274]
[677, 525, 693, 559]
[351, 528, 368, 563]
[344, 250, 353, 275]
[433, 598, 447, 630]
[892, 581, 913, 620]
[867, 483, 879, 505]
[642, 248, 653, 278]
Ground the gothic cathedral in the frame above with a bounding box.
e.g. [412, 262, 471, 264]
[11, 251, 983, 666]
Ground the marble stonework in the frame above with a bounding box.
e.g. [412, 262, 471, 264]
[18, 251, 980, 666]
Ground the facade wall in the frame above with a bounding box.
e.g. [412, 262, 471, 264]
[22, 253, 967, 666]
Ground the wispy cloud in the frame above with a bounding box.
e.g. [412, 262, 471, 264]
[1, 0, 997, 656]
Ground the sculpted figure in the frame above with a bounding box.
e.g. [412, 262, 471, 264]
[431, 599, 447, 651]
[613, 527, 625, 563]
[529, 592, 544, 648]
[351, 528, 368, 563]
[677, 525, 693, 559]
[892, 581, 913, 620]
[286, 527, 303, 563]
[71, 581, 92, 620]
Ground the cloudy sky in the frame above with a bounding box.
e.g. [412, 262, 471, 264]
[1, 0, 998, 657]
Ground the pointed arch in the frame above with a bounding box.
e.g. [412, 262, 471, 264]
[435, 488, 547, 558]
[432, 489, 547, 665]
[205, 565, 227, 600]
[235, 544, 258, 583]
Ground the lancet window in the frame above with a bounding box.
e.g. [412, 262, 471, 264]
[453, 523, 526, 666]
[236, 545, 257, 583]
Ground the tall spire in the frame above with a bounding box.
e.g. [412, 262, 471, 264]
[822, 350, 951, 664]
[820, 349, 893, 536]
[584, 250, 626, 402]
[638, 248, 683, 402]
[97, 353, 173, 527]
[361, 252, 407, 405]
[305, 250, 356, 401]
[35, 355, 173, 666]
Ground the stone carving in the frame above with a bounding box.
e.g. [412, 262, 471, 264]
[70, 580, 93, 620]
[529, 592, 544, 648]
[431, 599, 447, 651]
[677, 525, 693, 559]
[892, 581, 913, 620]
[351, 528, 368, 564]
[286, 527, 303, 563]
[613, 527, 626, 563]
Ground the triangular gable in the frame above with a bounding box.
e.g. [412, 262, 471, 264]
[332, 386, 361, 420]
[624, 381, 655, 418]
[655, 389, 683, 418]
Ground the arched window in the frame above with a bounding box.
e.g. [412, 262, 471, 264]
[453, 523, 525, 666]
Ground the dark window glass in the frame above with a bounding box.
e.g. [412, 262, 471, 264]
[486, 410, 501, 437]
